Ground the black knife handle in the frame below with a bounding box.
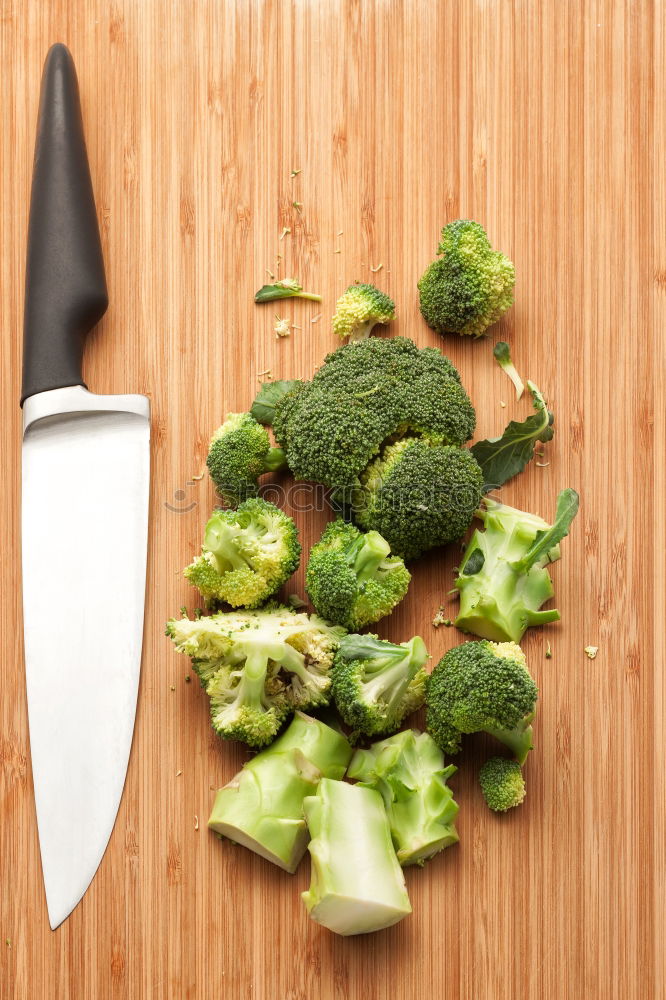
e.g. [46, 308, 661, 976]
[21, 44, 108, 405]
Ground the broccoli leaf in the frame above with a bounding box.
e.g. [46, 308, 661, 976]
[511, 488, 580, 573]
[470, 380, 554, 489]
[251, 379, 303, 426]
[254, 279, 322, 303]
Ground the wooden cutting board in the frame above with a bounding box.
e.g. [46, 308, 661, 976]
[1, 2, 663, 997]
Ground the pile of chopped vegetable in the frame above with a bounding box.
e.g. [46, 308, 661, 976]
[167, 219, 580, 936]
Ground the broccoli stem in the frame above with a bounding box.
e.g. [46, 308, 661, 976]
[363, 638, 428, 716]
[205, 520, 252, 572]
[348, 320, 375, 343]
[264, 447, 288, 473]
[484, 715, 534, 765]
[351, 530, 391, 582]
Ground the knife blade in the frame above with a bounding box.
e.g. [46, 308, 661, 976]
[21, 44, 150, 930]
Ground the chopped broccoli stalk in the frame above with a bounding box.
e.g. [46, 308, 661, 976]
[208, 713, 352, 872]
[254, 278, 322, 303]
[331, 633, 428, 738]
[332, 283, 396, 342]
[355, 438, 484, 560]
[184, 498, 301, 608]
[272, 336, 477, 493]
[479, 756, 526, 812]
[454, 489, 580, 643]
[493, 341, 524, 400]
[418, 219, 515, 338]
[302, 779, 412, 935]
[206, 412, 288, 506]
[348, 729, 459, 866]
[165, 606, 346, 747]
[426, 640, 538, 764]
[305, 519, 410, 630]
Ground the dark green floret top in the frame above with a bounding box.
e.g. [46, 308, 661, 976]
[479, 756, 527, 812]
[426, 640, 537, 764]
[272, 336, 476, 490]
[206, 412, 288, 506]
[418, 219, 515, 339]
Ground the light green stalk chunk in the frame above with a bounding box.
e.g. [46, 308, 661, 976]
[454, 490, 579, 643]
[302, 779, 412, 936]
[208, 714, 352, 873]
[348, 729, 459, 866]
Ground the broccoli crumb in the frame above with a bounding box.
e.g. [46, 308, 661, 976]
[290, 168, 301, 177]
[274, 316, 291, 338]
[432, 607, 452, 628]
[545, 641, 552, 659]
[584, 646, 598, 659]
[185, 675, 191, 683]
[279, 227, 291, 240]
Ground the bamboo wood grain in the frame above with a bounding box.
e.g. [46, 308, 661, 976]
[1, 1, 663, 997]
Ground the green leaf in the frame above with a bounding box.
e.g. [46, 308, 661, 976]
[254, 279, 322, 303]
[461, 548, 485, 575]
[470, 380, 554, 489]
[250, 379, 303, 426]
[511, 488, 580, 573]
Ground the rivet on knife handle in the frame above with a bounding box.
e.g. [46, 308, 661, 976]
[21, 43, 108, 405]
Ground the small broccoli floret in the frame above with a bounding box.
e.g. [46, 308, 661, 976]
[305, 519, 410, 630]
[454, 489, 580, 643]
[332, 283, 396, 342]
[184, 498, 301, 608]
[348, 729, 459, 866]
[165, 606, 346, 747]
[206, 412, 288, 506]
[302, 779, 412, 935]
[272, 337, 476, 490]
[355, 438, 484, 560]
[493, 341, 524, 400]
[331, 633, 428, 739]
[479, 756, 526, 812]
[426, 640, 537, 764]
[418, 220, 515, 338]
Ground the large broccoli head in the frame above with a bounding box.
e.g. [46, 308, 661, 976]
[272, 336, 476, 491]
[355, 438, 484, 560]
[418, 220, 515, 338]
[206, 412, 287, 506]
[305, 519, 410, 630]
[426, 640, 538, 763]
[184, 498, 301, 608]
[332, 283, 396, 342]
[165, 606, 346, 747]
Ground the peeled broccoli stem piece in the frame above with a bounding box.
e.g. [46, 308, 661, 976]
[208, 713, 352, 872]
[348, 729, 459, 866]
[302, 779, 411, 936]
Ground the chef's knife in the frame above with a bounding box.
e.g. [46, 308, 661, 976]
[21, 44, 150, 929]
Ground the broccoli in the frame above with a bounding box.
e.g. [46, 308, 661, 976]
[426, 640, 537, 764]
[302, 778, 412, 935]
[478, 756, 526, 812]
[206, 412, 287, 506]
[165, 606, 346, 747]
[305, 519, 410, 629]
[355, 438, 484, 559]
[254, 278, 322, 303]
[332, 283, 396, 342]
[454, 489, 580, 642]
[208, 713, 352, 872]
[493, 341, 524, 400]
[331, 633, 428, 739]
[418, 219, 515, 338]
[184, 498, 300, 608]
[272, 336, 476, 491]
[348, 729, 459, 866]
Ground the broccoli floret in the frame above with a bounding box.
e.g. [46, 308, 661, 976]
[418, 219, 515, 338]
[272, 337, 476, 490]
[426, 640, 537, 764]
[479, 756, 526, 812]
[184, 499, 300, 608]
[454, 489, 580, 643]
[302, 779, 412, 935]
[165, 606, 346, 747]
[208, 713, 352, 872]
[355, 438, 484, 560]
[331, 633, 428, 739]
[206, 412, 287, 506]
[493, 341, 524, 400]
[305, 519, 410, 630]
[348, 729, 459, 866]
[332, 283, 396, 342]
